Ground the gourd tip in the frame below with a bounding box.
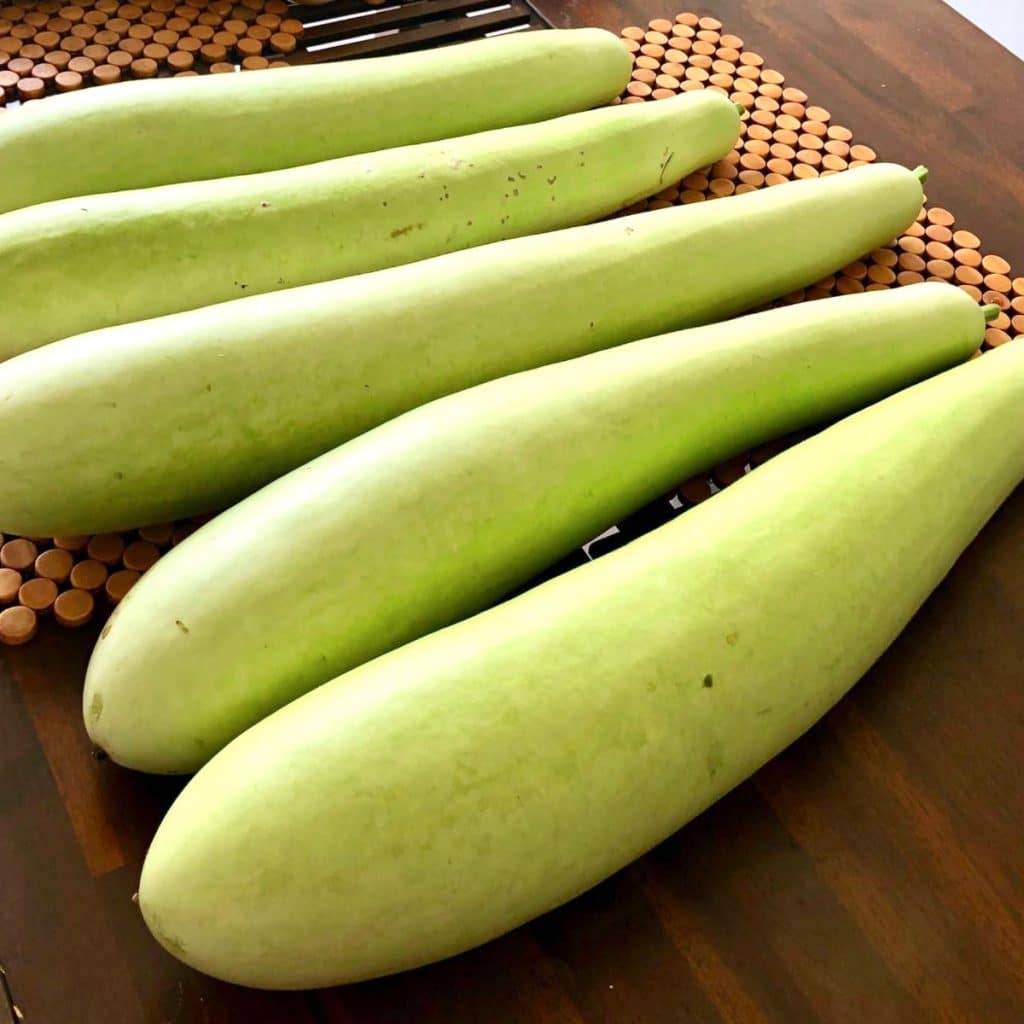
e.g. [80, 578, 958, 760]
[913, 165, 928, 183]
[982, 303, 1000, 323]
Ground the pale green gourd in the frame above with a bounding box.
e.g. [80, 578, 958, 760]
[0, 29, 631, 214]
[138, 338, 1024, 989]
[0, 163, 924, 536]
[0, 90, 740, 356]
[84, 283, 986, 774]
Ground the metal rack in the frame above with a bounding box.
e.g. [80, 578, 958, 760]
[284, 0, 552, 63]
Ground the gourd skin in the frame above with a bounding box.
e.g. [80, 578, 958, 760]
[84, 284, 984, 775]
[0, 90, 740, 356]
[138, 340, 1024, 990]
[0, 29, 632, 214]
[0, 163, 923, 537]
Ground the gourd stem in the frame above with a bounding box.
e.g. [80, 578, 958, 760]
[982, 304, 1000, 323]
[913, 165, 929, 183]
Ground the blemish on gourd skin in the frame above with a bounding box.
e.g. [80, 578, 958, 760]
[175, 619, 190, 635]
[88, 692, 103, 724]
[706, 739, 724, 780]
[703, 674, 714, 688]
[149, 913, 188, 959]
[726, 631, 739, 646]
[658, 150, 675, 184]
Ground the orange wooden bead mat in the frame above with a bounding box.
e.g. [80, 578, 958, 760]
[0, 7, 1020, 644]
[608, 9, 1020, 515]
[0, 0, 301, 98]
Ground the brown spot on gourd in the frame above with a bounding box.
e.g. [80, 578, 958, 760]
[659, 150, 675, 182]
[88, 692, 103, 723]
[703, 674, 714, 688]
[726, 631, 739, 645]
[175, 619, 190, 634]
[391, 224, 416, 238]
[706, 739, 724, 779]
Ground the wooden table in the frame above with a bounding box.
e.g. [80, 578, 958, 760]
[2, 2, 1023, 1021]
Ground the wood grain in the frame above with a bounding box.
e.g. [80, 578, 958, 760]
[1, 2, 1022, 1021]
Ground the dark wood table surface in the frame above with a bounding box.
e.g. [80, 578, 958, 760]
[3, 2, 1023, 1021]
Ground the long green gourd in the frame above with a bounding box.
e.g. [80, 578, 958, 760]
[139, 338, 1024, 989]
[0, 29, 631, 215]
[0, 90, 739, 357]
[84, 285, 988, 775]
[0, 164, 925, 537]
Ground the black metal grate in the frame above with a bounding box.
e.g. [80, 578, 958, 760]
[283, 0, 552, 63]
